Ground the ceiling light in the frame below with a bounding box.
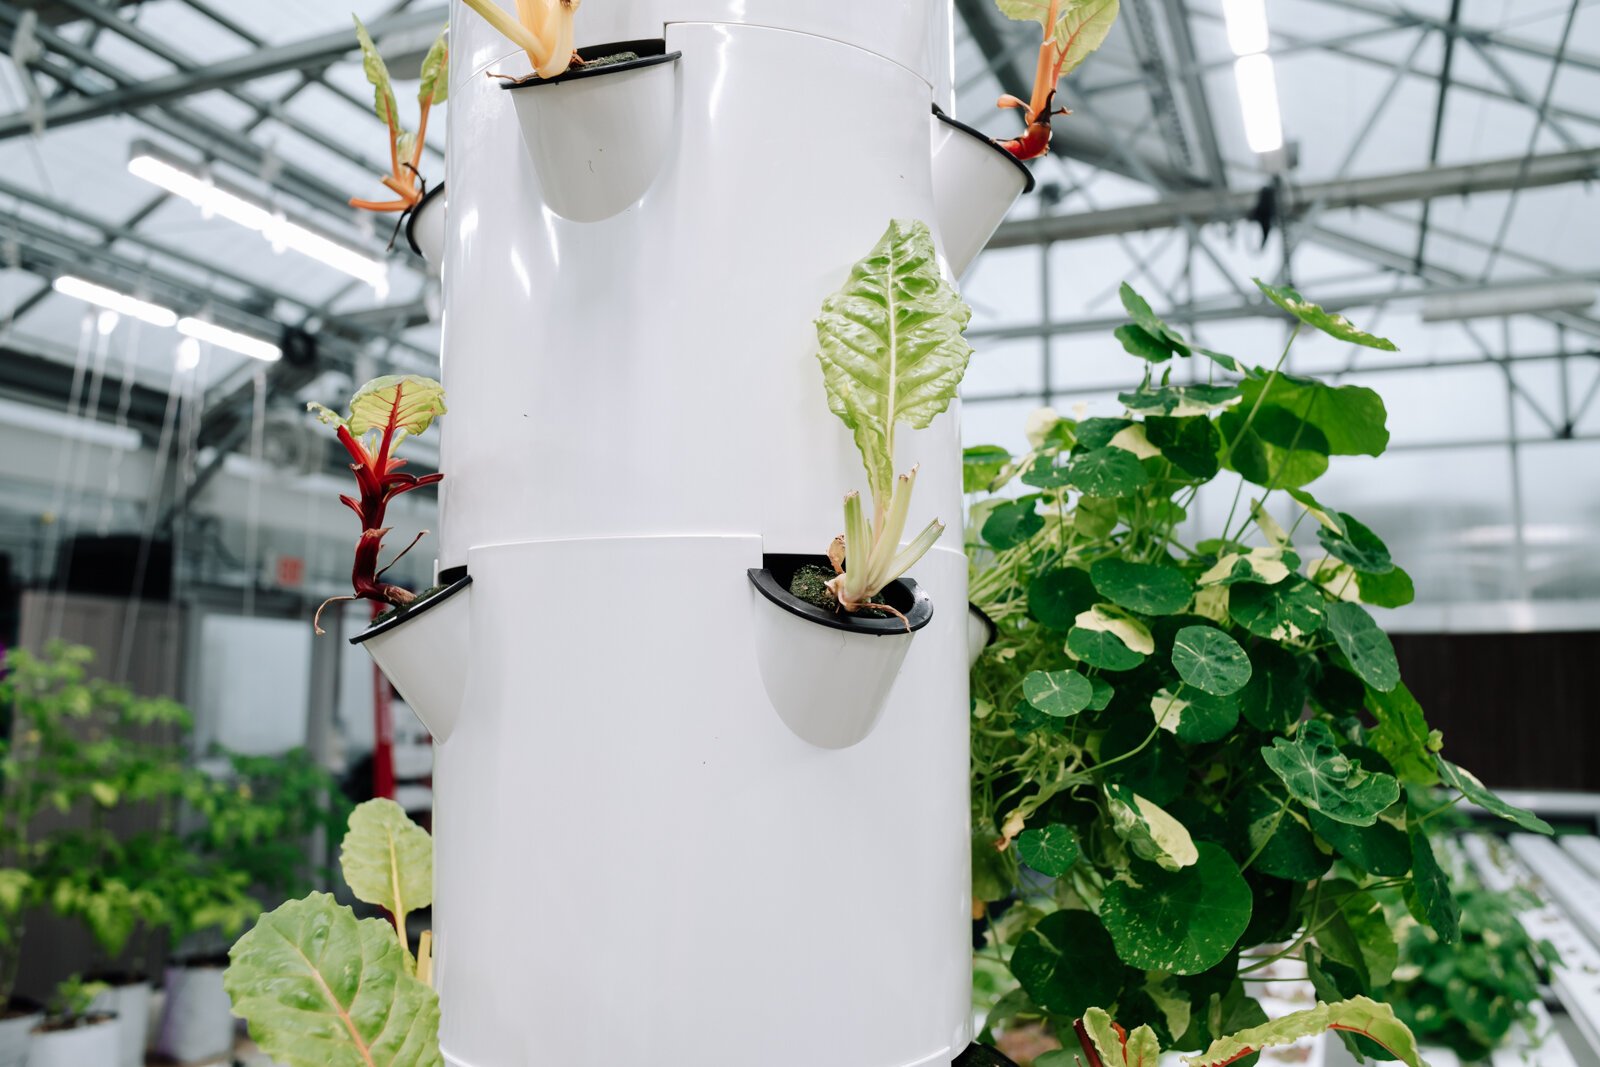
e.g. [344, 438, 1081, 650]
[129, 152, 391, 299]
[1221, 0, 1270, 56]
[176, 337, 202, 372]
[53, 276, 177, 328]
[178, 317, 282, 363]
[1233, 53, 1284, 155]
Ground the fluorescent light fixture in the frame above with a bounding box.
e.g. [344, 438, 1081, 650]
[1421, 281, 1598, 322]
[178, 317, 282, 363]
[129, 153, 390, 299]
[1221, 0, 1270, 56]
[0, 396, 142, 451]
[53, 276, 178, 328]
[1234, 53, 1284, 154]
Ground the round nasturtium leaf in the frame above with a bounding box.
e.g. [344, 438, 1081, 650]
[1022, 455, 1074, 489]
[1145, 415, 1221, 481]
[1356, 565, 1415, 609]
[1066, 447, 1149, 498]
[1011, 910, 1124, 1018]
[1100, 843, 1253, 975]
[1152, 688, 1240, 744]
[1239, 642, 1306, 734]
[1323, 602, 1400, 693]
[1229, 579, 1326, 643]
[1029, 567, 1098, 630]
[1088, 677, 1116, 711]
[1171, 626, 1253, 697]
[983, 499, 1045, 549]
[1091, 559, 1194, 616]
[1017, 824, 1081, 877]
[1318, 513, 1394, 574]
[1024, 670, 1095, 718]
[1069, 628, 1145, 671]
[1308, 811, 1411, 877]
[962, 445, 1011, 494]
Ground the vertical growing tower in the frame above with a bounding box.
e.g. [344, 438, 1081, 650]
[363, 3, 1032, 1064]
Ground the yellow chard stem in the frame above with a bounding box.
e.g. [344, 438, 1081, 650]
[460, 0, 550, 69]
[536, 0, 578, 78]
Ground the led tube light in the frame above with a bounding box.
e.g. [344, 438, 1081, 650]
[1221, 0, 1270, 56]
[129, 153, 390, 299]
[53, 276, 178, 328]
[178, 317, 282, 363]
[1234, 53, 1285, 155]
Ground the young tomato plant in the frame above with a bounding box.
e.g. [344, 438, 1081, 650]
[993, 0, 1120, 160]
[226, 800, 442, 1067]
[460, 0, 583, 80]
[309, 375, 447, 633]
[809, 219, 975, 625]
[965, 280, 1552, 1057]
[350, 18, 448, 216]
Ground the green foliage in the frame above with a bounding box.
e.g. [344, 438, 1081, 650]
[1388, 861, 1559, 1060]
[227, 802, 442, 1067]
[966, 281, 1541, 1051]
[353, 16, 401, 130]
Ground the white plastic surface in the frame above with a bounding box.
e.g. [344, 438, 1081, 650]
[432, 537, 972, 1067]
[23, 1018, 120, 1067]
[751, 581, 918, 749]
[440, 21, 958, 567]
[965, 605, 994, 669]
[452, 0, 940, 89]
[507, 52, 681, 223]
[156, 966, 234, 1065]
[408, 187, 447, 273]
[358, 582, 473, 743]
[0, 1010, 38, 1067]
[88, 981, 148, 1067]
[930, 115, 1028, 280]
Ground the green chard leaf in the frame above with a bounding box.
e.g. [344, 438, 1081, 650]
[1184, 996, 1424, 1067]
[340, 798, 433, 937]
[353, 16, 401, 131]
[1262, 720, 1400, 826]
[1083, 1007, 1163, 1066]
[418, 28, 449, 106]
[816, 218, 973, 507]
[315, 375, 447, 439]
[225, 893, 443, 1067]
[1254, 279, 1398, 351]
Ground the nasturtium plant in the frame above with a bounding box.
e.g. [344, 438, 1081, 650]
[226, 799, 442, 1067]
[966, 279, 1549, 1054]
[801, 219, 975, 624]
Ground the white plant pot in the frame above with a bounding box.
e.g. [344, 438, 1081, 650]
[156, 965, 234, 1064]
[88, 981, 148, 1067]
[0, 1008, 40, 1067]
[352, 574, 472, 743]
[966, 603, 998, 669]
[929, 107, 1034, 279]
[504, 40, 683, 223]
[749, 555, 934, 749]
[25, 1016, 120, 1067]
[405, 181, 446, 274]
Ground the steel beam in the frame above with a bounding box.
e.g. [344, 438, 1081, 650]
[989, 146, 1600, 245]
[0, 6, 448, 141]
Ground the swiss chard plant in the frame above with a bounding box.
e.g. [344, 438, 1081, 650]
[1064, 997, 1424, 1067]
[309, 375, 447, 634]
[801, 218, 975, 625]
[460, 0, 583, 80]
[964, 280, 1553, 1056]
[350, 18, 449, 219]
[226, 799, 442, 1067]
[992, 0, 1120, 160]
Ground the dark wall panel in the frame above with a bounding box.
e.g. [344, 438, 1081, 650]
[1391, 631, 1600, 792]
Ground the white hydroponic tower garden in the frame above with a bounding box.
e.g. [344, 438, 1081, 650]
[359, 2, 1033, 1064]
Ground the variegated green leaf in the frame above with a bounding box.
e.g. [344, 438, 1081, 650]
[816, 219, 973, 507]
[353, 16, 401, 132]
[419, 28, 449, 105]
